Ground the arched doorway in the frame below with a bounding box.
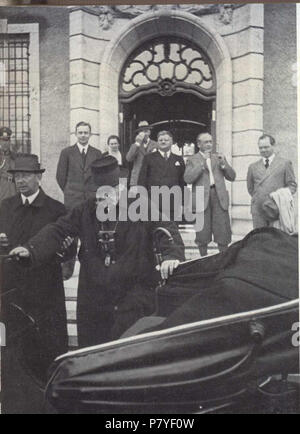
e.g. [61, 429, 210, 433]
[99, 10, 232, 160]
[119, 37, 216, 153]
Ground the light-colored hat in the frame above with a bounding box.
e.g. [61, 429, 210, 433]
[135, 121, 153, 133]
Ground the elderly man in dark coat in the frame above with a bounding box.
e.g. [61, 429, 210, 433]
[0, 154, 69, 376]
[11, 155, 185, 348]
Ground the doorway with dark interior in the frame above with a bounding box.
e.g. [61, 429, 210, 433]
[120, 92, 215, 155]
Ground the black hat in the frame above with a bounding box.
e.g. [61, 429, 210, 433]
[91, 155, 123, 187]
[0, 127, 12, 140]
[8, 153, 45, 174]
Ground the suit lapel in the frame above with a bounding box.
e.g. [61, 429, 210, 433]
[156, 151, 170, 176]
[146, 140, 157, 154]
[84, 146, 96, 173]
[140, 145, 148, 156]
[197, 152, 209, 172]
[257, 155, 281, 186]
[72, 144, 84, 170]
[211, 154, 218, 173]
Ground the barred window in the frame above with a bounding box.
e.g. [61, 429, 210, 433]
[0, 33, 31, 153]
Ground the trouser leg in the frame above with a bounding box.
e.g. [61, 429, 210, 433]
[218, 243, 228, 253]
[210, 187, 231, 248]
[198, 245, 208, 257]
[195, 199, 211, 257]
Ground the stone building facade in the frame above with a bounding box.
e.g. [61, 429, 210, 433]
[0, 3, 298, 238]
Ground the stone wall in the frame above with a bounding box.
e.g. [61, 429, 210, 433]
[263, 3, 297, 171]
[69, 8, 129, 150]
[220, 3, 264, 235]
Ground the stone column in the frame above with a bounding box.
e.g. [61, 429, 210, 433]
[221, 4, 265, 236]
[69, 7, 118, 151]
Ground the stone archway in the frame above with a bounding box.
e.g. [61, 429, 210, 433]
[99, 9, 232, 161]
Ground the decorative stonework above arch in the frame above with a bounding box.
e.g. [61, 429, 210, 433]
[85, 4, 237, 31]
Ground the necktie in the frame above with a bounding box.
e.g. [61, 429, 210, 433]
[82, 149, 86, 165]
[265, 158, 269, 169]
[164, 152, 169, 161]
[24, 199, 30, 207]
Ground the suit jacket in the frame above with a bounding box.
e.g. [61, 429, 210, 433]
[138, 151, 186, 191]
[126, 139, 157, 186]
[138, 151, 186, 219]
[247, 154, 297, 216]
[184, 152, 236, 211]
[56, 144, 102, 209]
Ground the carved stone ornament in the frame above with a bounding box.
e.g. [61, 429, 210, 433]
[96, 5, 115, 31]
[218, 4, 235, 25]
[88, 4, 237, 31]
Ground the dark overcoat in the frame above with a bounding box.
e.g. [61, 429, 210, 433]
[26, 198, 185, 348]
[0, 189, 68, 371]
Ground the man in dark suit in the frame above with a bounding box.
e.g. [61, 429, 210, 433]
[184, 132, 236, 257]
[56, 121, 102, 209]
[138, 130, 186, 222]
[0, 153, 69, 413]
[126, 121, 157, 187]
[56, 121, 102, 278]
[247, 134, 297, 228]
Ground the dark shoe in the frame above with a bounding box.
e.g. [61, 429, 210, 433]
[198, 245, 208, 257]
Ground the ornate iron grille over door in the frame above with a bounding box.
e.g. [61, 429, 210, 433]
[0, 33, 31, 153]
[120, 37, 216, 103]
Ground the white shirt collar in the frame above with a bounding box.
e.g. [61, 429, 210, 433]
[159, 149, 171, 159]
[77, 143, 89, 154]
[263, 153, 275, 165]
[21, 189, 40, 205]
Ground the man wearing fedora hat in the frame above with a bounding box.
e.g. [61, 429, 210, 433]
[0, 126, 17, 207]
[0, 153, 69, 409]
[126, 120, 157, 187]
[10, 154, 185, 348]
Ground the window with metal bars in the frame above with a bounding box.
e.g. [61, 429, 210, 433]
[0, 33, 31, 153]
